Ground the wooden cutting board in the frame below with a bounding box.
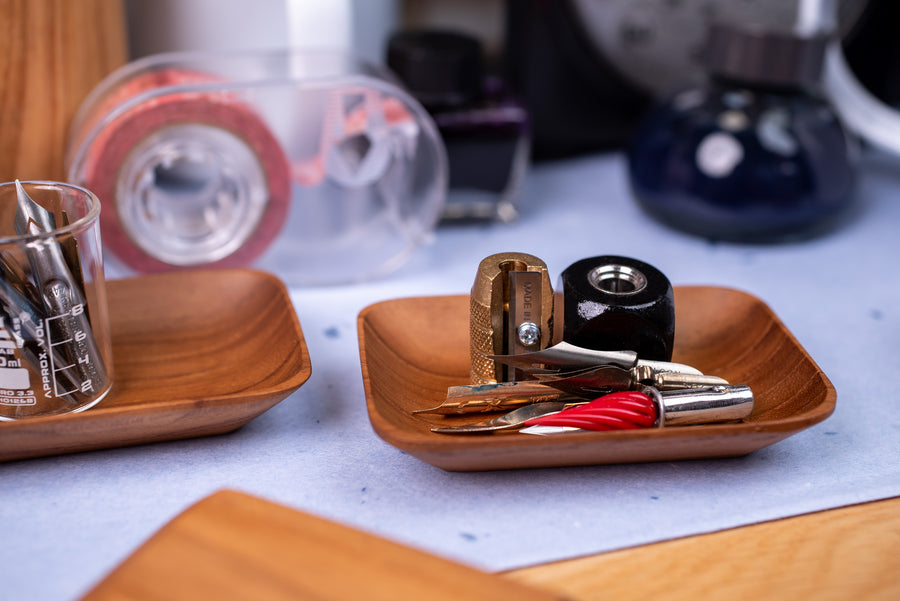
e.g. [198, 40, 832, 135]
[79, 490, 565, 601]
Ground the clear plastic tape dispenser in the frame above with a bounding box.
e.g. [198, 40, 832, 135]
[66, 50, 447, 286]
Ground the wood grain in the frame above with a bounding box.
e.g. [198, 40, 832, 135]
[79, 490, 566, 601]
[506, 496, 900, 601]
[357, 287, 836, 471]
[0, 0, 127, 181]
[0, 269, 311, 461]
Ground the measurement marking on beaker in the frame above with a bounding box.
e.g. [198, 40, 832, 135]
[44, 313, 83, 398]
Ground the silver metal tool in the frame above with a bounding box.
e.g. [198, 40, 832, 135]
[643, 384, 754, 427]
[487, 340, 702, 376]
[532, 364, 729, 397]
[0, 267, 83, 400]
[12, 181, 108, 400]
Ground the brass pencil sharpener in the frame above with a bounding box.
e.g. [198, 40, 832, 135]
[469, 252, 554, 384]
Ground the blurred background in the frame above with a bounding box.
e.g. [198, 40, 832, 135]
[5, 0, 899, 277]
[122, 0, 900, 159]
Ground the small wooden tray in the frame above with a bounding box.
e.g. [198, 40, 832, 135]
[0, 269, 310, 461]
[358, 287, 836, 471]
[79, 490, 563, 601]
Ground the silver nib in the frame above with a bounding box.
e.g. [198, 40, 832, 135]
[14, 180, 56, 237]
[487, 341, 704, 376]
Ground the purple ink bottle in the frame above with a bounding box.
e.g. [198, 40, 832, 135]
[387, 29, 530, 222]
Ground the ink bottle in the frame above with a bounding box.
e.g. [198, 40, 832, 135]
[627, 22, 857, 242]
[387, 29, 530, 222]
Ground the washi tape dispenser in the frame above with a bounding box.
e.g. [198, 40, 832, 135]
[66, 50, 447, 286]
[419, 252, 755, 435]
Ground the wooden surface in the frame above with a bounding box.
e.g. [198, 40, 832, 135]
[79, 489, 900, 600]
[0, 269, 311, 461]
[0, 0, 127, 181]
[507, 496, 900, 601]
[79, 490, 566, 601]
[357, 287, 836, 471]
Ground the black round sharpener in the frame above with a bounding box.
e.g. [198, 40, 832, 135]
[556, 255, 675, 361]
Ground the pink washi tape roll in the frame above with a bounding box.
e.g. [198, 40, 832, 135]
[69, 67, 291, 272]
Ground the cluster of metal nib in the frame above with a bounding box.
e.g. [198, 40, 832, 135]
[419, 341, 753, 434]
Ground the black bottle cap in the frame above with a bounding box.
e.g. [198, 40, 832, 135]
[387, 29, 484, 109]
[704, 21, 829, 88]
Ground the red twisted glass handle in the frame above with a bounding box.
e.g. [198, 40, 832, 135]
[523, 391, 658, 431]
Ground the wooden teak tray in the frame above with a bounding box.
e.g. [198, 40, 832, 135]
[79, 490, 564, 601]
[0, 269, 311, 461]
[358, 287, 836, 471]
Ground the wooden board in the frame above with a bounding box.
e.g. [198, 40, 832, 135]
[357, 287, 836, 471]
[507, 496, 900, 600]
[0, 0, 127, 181]
[0, 269, 311, 461]
[79, 490, 565, 601]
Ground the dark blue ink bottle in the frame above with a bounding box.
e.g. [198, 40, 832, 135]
[387, 29, 530, 222]
[627, 22, 857, 242]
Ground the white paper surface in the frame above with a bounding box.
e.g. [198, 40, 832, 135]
[2, 152, 899, 601]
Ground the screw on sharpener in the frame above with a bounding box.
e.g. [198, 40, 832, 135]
[469, 252, 553, 384]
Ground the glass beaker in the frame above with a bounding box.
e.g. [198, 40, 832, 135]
[0, 181, 113, 419]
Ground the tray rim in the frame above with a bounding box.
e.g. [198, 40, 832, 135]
[0, 268, 311, 461]
[358, 286, 837, 469]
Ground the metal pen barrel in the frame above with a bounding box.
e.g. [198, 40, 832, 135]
[644, 385, 755, 427]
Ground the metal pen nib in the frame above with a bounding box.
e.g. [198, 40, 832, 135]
[487, 341, 704, 376]
[532, 364, 729, 397]
[15, 180, 57, 235]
